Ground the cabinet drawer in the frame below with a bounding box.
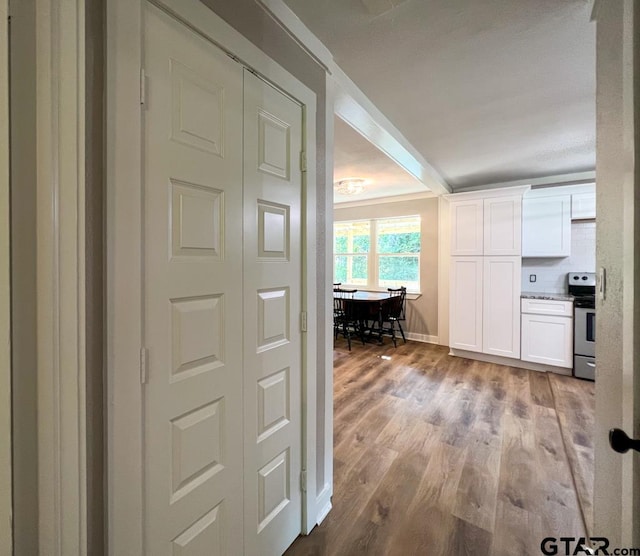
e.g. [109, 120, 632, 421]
[521, 298, 573, 317]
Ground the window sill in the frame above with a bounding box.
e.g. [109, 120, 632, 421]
[337, 286, 421, 300]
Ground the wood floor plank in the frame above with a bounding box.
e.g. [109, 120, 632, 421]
[528, 370, 555, 409]
[548, 373, 595, 536]
[490, 501, 545, 556]
[334, 452, 427, 556]
[334, 394, 404, 478]
[496, 412, 538, 514]
[312, 443, 399, 554]
[452, 438, 501, 533]
[532, 405, 586, 538]
[286, 340, 593, 556]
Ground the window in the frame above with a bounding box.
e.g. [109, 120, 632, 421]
[333, 216, 420, 292]
[333, 220, 370, 286]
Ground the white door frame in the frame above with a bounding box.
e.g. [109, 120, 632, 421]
[35, 0, 88, 554]
[106, 0, 318, 552]
[592, 0, 639, 546]
[0, 0, 12, 553]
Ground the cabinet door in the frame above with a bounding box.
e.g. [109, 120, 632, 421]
[484, 196, 522, 256]
[521, 314, 573, 368]
[450, 257, 483, 352]
[571, 192, 596, 220]
[482, 257, 521, 358]
[450, 199, 484, 256]
[522, 195, 571, 257]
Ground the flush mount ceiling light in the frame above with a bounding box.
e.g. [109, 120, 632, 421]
[335, 178, 366, 196]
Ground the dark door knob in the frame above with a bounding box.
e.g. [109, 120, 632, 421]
[609, 428, 640, 454]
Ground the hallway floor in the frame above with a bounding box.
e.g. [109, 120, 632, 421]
[286, 340, 594, 556]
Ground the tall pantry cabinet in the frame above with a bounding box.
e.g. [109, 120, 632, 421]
[447, 186, 529, 359]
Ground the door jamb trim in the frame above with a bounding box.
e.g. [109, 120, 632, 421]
[0, 0, 12, 552]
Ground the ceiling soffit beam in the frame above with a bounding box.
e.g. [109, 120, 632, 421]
[452, 171, 596, 193]
[256, 0, 452, 196]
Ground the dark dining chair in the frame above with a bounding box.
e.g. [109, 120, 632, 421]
[380, 287, 407, 347]
[333, 287, 364, 350]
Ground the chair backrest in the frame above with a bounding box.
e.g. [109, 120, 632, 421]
[334, 287, 356, 299]
[387, 287, 406, 320]
[334, 287, 356, 315]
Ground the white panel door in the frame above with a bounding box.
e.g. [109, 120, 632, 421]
[521, 314, 573, 368]
[483, 196, 522, 256]
[450, 199, 484, 256]
[243, 70, 303, 556]
[482, 257, 521, 359]
[449, 257, 483, 352]
[522, 195, 571, 257]
[143, 5, 244, 554]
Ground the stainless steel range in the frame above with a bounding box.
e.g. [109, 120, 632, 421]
[567, 272, 596, 381]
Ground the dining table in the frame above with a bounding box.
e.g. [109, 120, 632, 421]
[334, 291, 394, 344]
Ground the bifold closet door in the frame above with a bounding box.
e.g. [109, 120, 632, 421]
[142, 4, 244, 553]
[141, 5, 304, 554]
[242, 69, 304, 556]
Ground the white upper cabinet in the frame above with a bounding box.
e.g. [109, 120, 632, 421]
[450, 194, 523, 257]
[450, 199, 484, 256]
[483, 196, 522, 256]
[522, 195, 571, 257]
[572, 191, 596, 220]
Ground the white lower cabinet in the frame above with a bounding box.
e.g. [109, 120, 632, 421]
[521, 310, 573, 368]
[450, 256, 521, 357]
[450, 257, 483, 352]
[483, 257, 521, 358]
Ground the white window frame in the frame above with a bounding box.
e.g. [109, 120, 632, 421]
[334, 215, 421, 293]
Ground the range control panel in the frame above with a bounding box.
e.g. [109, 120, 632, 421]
[567, 272, 596, 288]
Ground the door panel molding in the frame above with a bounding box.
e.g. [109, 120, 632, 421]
[107, 0, 319, 552]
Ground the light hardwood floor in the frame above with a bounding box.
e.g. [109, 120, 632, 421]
[286, 339, 595, 556]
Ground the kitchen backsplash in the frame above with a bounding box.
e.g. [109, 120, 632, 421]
[522, 221, 596, 294]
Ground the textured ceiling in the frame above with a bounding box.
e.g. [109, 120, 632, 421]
[333, 117, 428, 203]
[284, 0, 595, 190]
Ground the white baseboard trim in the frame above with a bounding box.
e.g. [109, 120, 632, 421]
[406, 332, 440, 345]
[314, 484, 332, 526]
[316, 500, 332, 526]
[449, 348, 573, 376]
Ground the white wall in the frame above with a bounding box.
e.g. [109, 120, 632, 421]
[522, 220, 596, 293]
